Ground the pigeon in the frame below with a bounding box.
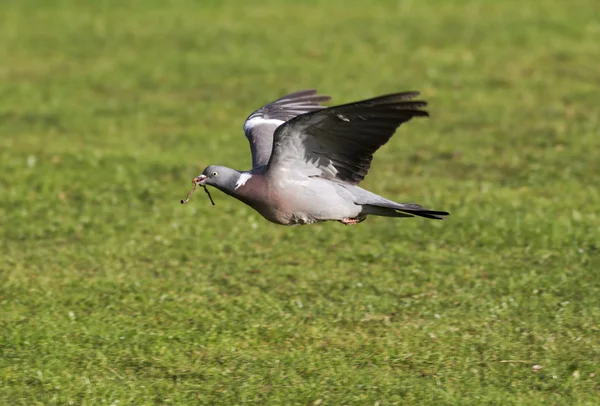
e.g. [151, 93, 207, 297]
[187, 89, 449, 226]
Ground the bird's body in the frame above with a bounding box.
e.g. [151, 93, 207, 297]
[242, 168, 362, 225]
[189, 90, 449, 226]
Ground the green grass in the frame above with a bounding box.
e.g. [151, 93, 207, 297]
[1, 0, 599, 404]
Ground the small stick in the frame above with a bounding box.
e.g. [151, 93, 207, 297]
[180, 179, 216, 206]
[180, 182, 198, 204]
[203, 185, 215, 205]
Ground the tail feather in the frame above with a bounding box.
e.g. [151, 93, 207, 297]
[362, 202, 450, 220]
[396, 208, 449, 220]
[395, 202, 449, 220]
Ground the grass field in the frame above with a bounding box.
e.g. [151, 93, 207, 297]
[1, 0, 599, 404]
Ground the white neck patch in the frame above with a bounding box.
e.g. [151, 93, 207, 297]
[235, 173, 253, 190]
[243, 117, 285, 133]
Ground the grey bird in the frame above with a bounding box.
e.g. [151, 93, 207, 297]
[187, 89, 449, 226]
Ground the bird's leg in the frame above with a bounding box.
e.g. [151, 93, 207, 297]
[338, 216, 366, 225]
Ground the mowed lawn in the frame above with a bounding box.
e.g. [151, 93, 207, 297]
[1, 0, 599, 404]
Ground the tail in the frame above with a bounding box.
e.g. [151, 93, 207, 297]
[340, 184, 450, 220]
[362, 202, 449, 220]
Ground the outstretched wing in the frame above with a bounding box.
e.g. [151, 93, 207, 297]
[243, 90, 331, 168]
[268, 91, 429, 184]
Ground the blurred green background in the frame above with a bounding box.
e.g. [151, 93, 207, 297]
[1, 0, 599, 404]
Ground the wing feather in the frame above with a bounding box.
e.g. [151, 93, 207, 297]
[243, 90, 331, 168]
[268, 91, 428, 184]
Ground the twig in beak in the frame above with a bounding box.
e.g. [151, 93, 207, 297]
[203, 185, 215, 205]
[180, 182, 198, 204]
[181, 178, 216, 206]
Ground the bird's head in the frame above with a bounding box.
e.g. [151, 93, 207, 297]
[194, 165, 240, 191]
[182, 165, 242, 206]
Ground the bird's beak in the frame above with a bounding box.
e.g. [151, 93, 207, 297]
[193, 175, 208, 186]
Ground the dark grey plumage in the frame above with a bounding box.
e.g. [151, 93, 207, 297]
[244, 90, 331, 168]
[270, 92, 428, 184]
[246, 89, 332, 123]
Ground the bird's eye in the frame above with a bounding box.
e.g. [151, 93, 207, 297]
[211, 171, 218, 177]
